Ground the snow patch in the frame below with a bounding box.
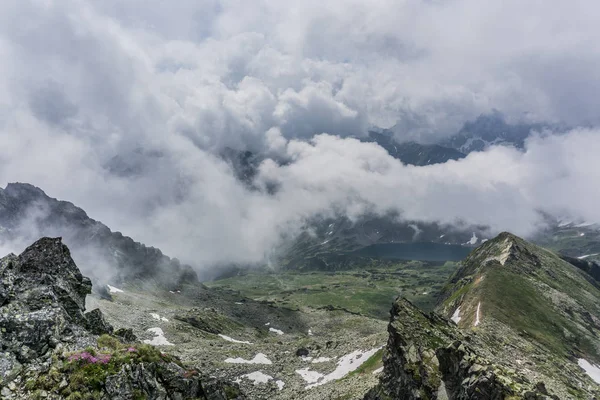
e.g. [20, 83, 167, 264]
[269, 327, 284, 335]
[240, 371, 273, 385]
[451, 307, 461, 324]
[372, 367, 384, 375]
[308, 329, 313, 336]
[485, 238, 513, 265]
[464, 232, 478, 245]
[225, 353, 272, 365]
[295, 368, 324, 384]
[218, 334, 253, 345]
[143, 328, 174, 346]
[474, 302, 481, 327]
[578, 359, 600, 384]
[299, 347, 381, 389]
[106, 285, 123, 294]
[236, 372, 284, 390]
[578, 254, 599, 259]
[150, 313, 169, 322]
[311, 357, 331, 364]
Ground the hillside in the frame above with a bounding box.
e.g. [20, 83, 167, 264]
[367, 232, 600, 399]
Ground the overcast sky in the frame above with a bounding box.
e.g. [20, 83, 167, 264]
[0, 0, 599, 270]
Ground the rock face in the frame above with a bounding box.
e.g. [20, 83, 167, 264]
[0, 237, 244, 399]
[0, 183, 197, 288]
[0, 238, 96, 372]
[364, 298, 548, 400]
[367, 232, 600, 399]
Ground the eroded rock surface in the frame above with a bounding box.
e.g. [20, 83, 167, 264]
[0, 237, 244, 399]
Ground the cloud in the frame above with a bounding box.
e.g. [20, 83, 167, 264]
[0, 0, 599, 273]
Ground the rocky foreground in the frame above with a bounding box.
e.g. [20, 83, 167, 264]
[1, 234, 600, 399]
[0, 237, 243, 399]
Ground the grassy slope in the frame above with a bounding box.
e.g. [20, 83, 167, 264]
[441, 233, 600, 362]
[206, 261, 458, 319]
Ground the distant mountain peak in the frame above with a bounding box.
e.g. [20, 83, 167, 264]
[0, 183, 197, 289]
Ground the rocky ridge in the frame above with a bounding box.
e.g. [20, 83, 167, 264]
[0, 237, 243, 399]
[367, 232, 600, 399]
[364, 298, 551, 400]
[0, 183, 197, 288]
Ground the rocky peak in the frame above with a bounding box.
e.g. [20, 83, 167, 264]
[434, 232, 600, 398]
[0, 238, 106, 368]
[0, 237, 244, 399]
[12, 237, 91, 318]
[364, 298, 549, 400]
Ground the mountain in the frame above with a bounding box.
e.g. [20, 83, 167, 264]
[365, 131, 466, 166]
[441, 111, 548, 154]
[368, 232, 600, 399]
[278, 214, 488, 271]
[0, 237, 243, 399]
[0, 183, 197, 288]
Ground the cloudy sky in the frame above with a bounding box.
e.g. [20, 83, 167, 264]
[0, 0, 599, 270]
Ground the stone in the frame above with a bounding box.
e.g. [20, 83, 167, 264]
[84, 308, 113, 335]
[295, 347, 310, 357]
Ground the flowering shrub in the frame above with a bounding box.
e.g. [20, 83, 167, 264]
[25, 335, 185, 399]
[68, 352, 112, 364]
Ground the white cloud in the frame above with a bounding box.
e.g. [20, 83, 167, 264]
[0, 0, 599, 274]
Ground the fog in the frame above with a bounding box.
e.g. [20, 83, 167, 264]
[0, 0, 599, 272]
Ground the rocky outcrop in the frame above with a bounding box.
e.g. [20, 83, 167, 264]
[0, 237, 244, 399]
[364, 298, 549, 400]
[0, 238, 95, 371]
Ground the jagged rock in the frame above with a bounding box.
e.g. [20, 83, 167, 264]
[0, 238, 97, 373]
[103, 362, 202, 399]
[0, 237, 245, 399]
[114, 327, 138, 343]
[364, 298, 546, 400]
[85, 308, 114, 335]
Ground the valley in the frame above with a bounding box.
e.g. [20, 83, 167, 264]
[206, 261, 458, 319]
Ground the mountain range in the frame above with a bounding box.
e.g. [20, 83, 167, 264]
[0, 183, 197, 289]
[2, 229, 600, 398]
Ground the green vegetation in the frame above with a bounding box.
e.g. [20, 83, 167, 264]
[448, 232, 600, 363]
[23, 335, 183, 399]
[533, 225, 600, 261]
[348, 348, 384, 377]
[174, 307, 245, 334]
[206, 261, 458, 319]
[481, 268, 575, 357]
